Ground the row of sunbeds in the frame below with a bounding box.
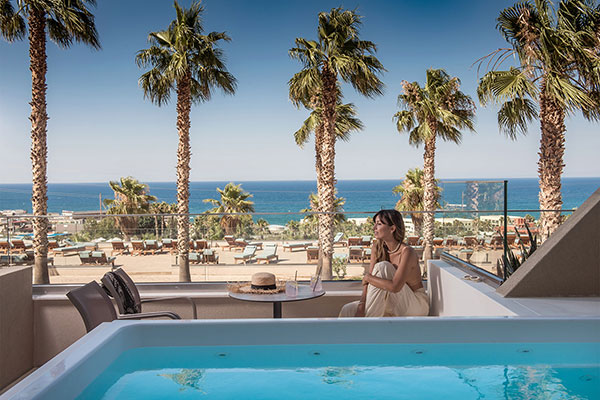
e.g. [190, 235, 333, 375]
[233, 244, 279, 265]
[0, 239, 32, 253]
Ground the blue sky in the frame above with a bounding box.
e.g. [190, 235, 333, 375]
[1, 0, 598, 183]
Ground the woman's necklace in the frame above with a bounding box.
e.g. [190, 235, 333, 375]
[387, 241, 402, 254]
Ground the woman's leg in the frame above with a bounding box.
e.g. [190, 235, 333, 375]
[387, 287, 430, 316]
[364, 261, 397, 317]
[338, 301, 360, 317]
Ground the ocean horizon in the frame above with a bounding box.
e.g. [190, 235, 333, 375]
[1, 177, 598, 225]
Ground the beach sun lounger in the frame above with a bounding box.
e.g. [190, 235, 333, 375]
[333, 232, 347, 247]
[233, 245, 257, 265]
[306, 246, 319, 264]
[131, 240, 145, 256]
[91, 251, 116, 267]
[189, 252, 202, 264]
[282, 242, 312, 252]
[361, 235, 372, 247]
[406, 236, 420, 246]
[194, 239, 208, 250]
[110, 241, 129, 256]
[0, 240, 11, 254]
[256, 244, 278, 264]
[221, 235, 239, 251]
[55, 243, 88, 256]
[349, 246, 364, 263]
[162, 239, 178, 254]
[143, 240, 163, 255]
[347, 237, 362, 247]
[234, 238, 263, 251]
[202, 249, 219, 264]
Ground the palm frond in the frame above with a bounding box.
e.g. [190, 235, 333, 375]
[497, 97, 538, 139]
[477, 68, 538, 105]
[0, 0, 26, 41]
[545, 71, 597, 112]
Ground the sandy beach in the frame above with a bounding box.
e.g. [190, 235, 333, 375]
[44, 239, 503, 284]
[47, 240, 369, 284]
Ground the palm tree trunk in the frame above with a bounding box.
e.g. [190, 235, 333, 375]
[176, 72, 192, 282]
[29, 9, 49, 284]
[411, 214, 424, 237]
[314, 122, 325, 272]
[154, 215, 159, 239]
[317, 66, 337, 279]
[538, 79, 565, 241]
[422, 133, 437, 264]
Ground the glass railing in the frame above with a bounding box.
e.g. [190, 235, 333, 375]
[0, 208, 573, 284]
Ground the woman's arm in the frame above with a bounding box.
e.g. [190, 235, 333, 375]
[363, 246, 417, 293]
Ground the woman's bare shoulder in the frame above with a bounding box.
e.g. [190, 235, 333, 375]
[401, 243, 415, 255]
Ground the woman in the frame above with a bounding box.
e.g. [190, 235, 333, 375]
[339, 209, 429, 317]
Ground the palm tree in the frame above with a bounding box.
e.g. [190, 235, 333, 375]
[301, 192, 347, 226]
[394, 68, 476, 261]
[103, 177, 157, 242]
[1, 0, 99, 284]
[393, 168, 441, 237]
[150, 201, 175, 238]
[477, 0, 599, 240]
[136, 0, 236, 282]
[289, 7, 385, 278]
[204, 183, 255, 235]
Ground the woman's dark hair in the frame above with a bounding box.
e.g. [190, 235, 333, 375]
[372, 209, 406, 263]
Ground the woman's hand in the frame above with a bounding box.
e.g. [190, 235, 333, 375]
[362, 273, 371, 286]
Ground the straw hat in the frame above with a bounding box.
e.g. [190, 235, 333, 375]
[229, 272, 285, 294]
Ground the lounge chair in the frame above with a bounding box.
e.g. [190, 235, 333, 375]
[433, 237, 444, 247]
[361, 235, 372, 247]
[202, 249, 219, 264]
[233, 245, 257, 265]
[47, 240, 59, 254]
[131, 240, 145, 256]
[333, 232, 347, 247]
[189, 252, 202, 264]
[255, 244, 278, 264]
[143, 240, 162, 254]
[347, 237, 362, 247]
[282, 242, 312, 252]
[162, 239, 178, 254]
[67, 281, 180, 333]
[110, 241, 129, 256]
[91, 251, 116, 267]
[349, 246, 364, 263]
[194, 239, 208, 250]
[10, 239, 29, 253]
[362, 248, 372, 262]
[54, 243, 85, 256]
[101, 268, 197, 319]
[0, 254, 29, 266]
[306, 246, 319, 264]
[444, 237, 458, 248]
[406, 236, 420, 246]
[78, 251, 94, 265]
[234, 238, 263, 251]
[464, 236, 479, 248]
[221, 235, 238, 251]
[0, 240, 11, 254]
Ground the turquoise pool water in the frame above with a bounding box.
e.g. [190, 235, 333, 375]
[78, 343, 599, 399]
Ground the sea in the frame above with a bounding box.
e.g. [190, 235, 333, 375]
[0, 178, 598, 225]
